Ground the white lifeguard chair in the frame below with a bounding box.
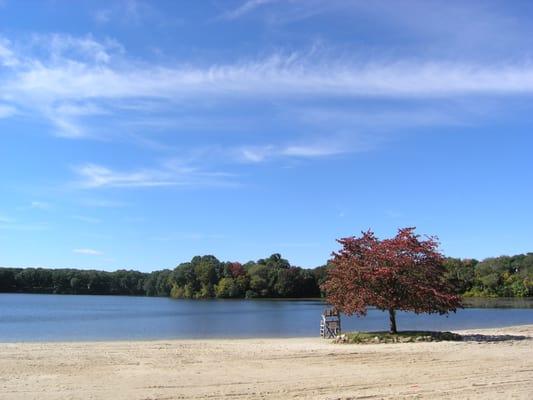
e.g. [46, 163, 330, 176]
[320, 308, 341, 338]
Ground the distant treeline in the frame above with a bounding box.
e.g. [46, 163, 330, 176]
[0, 254, 325, 298]
[444, 253, 532, 297]
[1, 252, 532, 298]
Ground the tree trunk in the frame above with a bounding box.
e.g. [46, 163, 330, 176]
[389, 309, 397, 334]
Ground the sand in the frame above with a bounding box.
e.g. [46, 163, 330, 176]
[0, 325, 532, 400]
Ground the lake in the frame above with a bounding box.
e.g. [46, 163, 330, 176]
[0, 293, 531, 341]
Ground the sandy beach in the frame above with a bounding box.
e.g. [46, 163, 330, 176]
[0, 325, 531, 400]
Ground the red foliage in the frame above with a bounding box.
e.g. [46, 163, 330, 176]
[322, 228, 462, 332]
[228, 262, 245, 278]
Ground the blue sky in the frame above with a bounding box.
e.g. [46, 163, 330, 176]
[1, 0, 532, 271]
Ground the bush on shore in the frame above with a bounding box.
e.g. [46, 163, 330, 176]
[334, 331, 463, 344]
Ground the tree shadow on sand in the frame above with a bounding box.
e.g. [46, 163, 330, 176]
[460, 334, 530, 342]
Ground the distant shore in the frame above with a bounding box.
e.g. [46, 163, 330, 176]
[2, 291, 532, 302]
[1, 324, 531, 400]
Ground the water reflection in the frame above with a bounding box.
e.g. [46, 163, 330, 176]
[463, 297, 533, 309]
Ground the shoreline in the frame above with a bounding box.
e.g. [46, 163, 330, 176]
[2, 292, 532, 299]
[1, 322, 532, 344]
[1, 325, 531, 399]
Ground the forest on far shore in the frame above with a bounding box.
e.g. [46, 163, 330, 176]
[1, 252, 532, 298]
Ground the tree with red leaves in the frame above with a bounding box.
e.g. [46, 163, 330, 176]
[227, 262, 245, 278]
[322, 227, 462, 333]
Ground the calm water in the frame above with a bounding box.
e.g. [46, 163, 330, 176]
[0, 293, 531, 342]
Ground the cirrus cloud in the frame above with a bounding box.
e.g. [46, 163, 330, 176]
[2, 34, 533, 141]
[73, 248, 103, 256]
[72, 161, 237, 189]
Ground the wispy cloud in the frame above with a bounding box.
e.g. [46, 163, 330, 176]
[217, 0, 532, 58]
[11, 47, 533, 100]
[74, 164, 175, 188]
[2, 33, 533, 141]
[239, 146, 275, 163]
[73, 248, 103, 256]
[0, 37, 19, 66]
[1, 30, 533, 182]
[48, 102, 109, 138]
[72, 161, 236, 189]
[219, 0, 280, 20]
[237, 135, 359, 163]
[281, 143, 345, 157]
